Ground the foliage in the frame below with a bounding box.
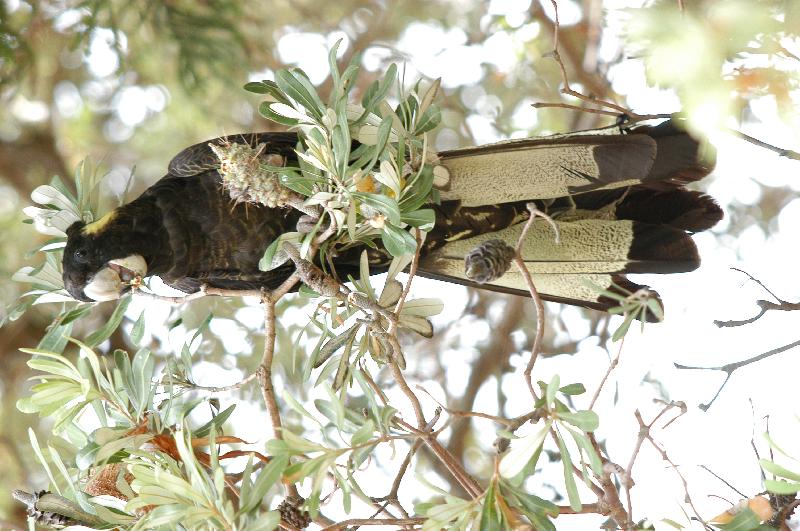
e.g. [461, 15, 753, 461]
[246, 40, 445, 265]
[5, 160, 104, 327]
[628, 0, 800, 135]
[19, 337, 283, 530]
[4, 0, 800, 530]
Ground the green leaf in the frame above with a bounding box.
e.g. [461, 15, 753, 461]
[258, 101, 301, 127]
[558, 410, 599, 432]
[415, 104, 442, 135]
[425, 498, 475, 528]
[194, 405, 236, 439]
[479, 481, 501, 531]
[190, 313, 213, 347]
[499, 421, 550, 479]
[315, 324, 360, 369]
[361, 63, 397, 114]
[85, 295, 131, 347]
[26, 355, 82, 381]
[243, 511, 280, 531]
[130, 348, 154, 418]
[718, 507, 760, 530]
[559, 383, 586, 396]
[400, 166, 435, 212]
[259, 232, 302, 271]
[612, 314, 634, 341]
[275, 69, 324, 121]
[332, 106, 351, 177]
[279, 168, 321, 196]
[504, 485, 558, 518]
[130, 311, 146, 345]
[646, 297, 664, 321]
[327, 39, 343, 92]
[243, 81, 271, 94]
[765, 479, 800, 494]
[760, 458, 800, 481]
[566, 427, 603, 476]
[239, 454, 288, 514]
[382, 225, 417, 257]
[38, 318, 73, 354]
[353, 192, 400, 226]
[401, 208, 435, 230]
[350, 420, 375, 447]
[363, 117, 394, 172]
[59, 305, 92, 325]
[397, 314, 434, 338]
[545, 374, 559, 409]
[556, 432, 581, 511]
[400, 298, 444, 318]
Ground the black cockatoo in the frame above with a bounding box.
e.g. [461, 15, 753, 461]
[62, 120, 721, 318]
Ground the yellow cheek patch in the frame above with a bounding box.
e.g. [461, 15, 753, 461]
[82, 210, 118, 235]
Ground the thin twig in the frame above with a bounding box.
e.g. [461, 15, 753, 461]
[132, 284, 263, 304]
[730, 128, 800, 161]
[633, 410, 712, 530]
[589, 335, 626, 410]
[538, 0, 662, 123]
[714, 268, 800, 327]
[392, 228, 423, 317]
[531, 102, 670, 123]
[395, 418, 483, 499]
[322, 517, 426, 531]
[700, 465, 748, 499]
[186, 372, 258, 393]
[515, 204, 559, 402]
[674, 338, 800, 411]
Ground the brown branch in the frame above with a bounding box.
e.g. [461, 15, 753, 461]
[557, 503, 600, 515]
[529, 1, 611, 98]
[589, 336, 626, 410]
[632, 410, 713, 530]
[535, 0, 650, 122]
[731, 129, 800, 161]
[280, 238, 486, 502]
[531, 101, 670, 123]
[714, 269, 800, 327]
[446, 296, 524, 468]
[322, 517, 425, 531]
[392, 229, 423, 317]
[380, 233, 431, 431]
[132, 284, 263, 304]
[257, 291, 295, 501]
[183, 372, 258, 393]
[374, 438, 423, 504]
[674, 338, 800, 411]
[396, 418, 483, 499]
[516, 205, 559, 402]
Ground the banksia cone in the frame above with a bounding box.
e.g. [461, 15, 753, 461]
[464, 238, 516, 283]
[209, 141, 292, 208]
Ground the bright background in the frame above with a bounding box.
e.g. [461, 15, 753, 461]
[1, 0, 799, 529]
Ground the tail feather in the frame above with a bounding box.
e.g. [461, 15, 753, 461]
[418, 218, 696, 321]
[640, 119, 717, 188]
[554, 187, 722, 233]
[438, 120, 715, 206]
[416, 268, 663, 322]
[421, 218, 699, 276]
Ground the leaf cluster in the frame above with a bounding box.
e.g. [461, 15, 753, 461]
[246, 39, 446, 270]
[306, 252, 443, 390]
[18, 329, 286, 530]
